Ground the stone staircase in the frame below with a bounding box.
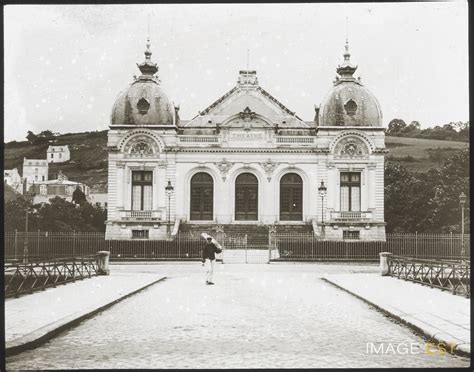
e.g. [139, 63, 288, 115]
[274, 224, 313, 235]
[179, 223, 269, 247]
[179, 223, 313, 247]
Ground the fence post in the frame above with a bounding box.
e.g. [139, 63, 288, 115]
[37, 229, 40, 258]
[379, 252, 392, 276]
[268, 225, 276, 264]
[450, 231, 453, 258]
[245, 234, 248, 264]
[96, 251, 110, 275]
[415, 231, 418, 258]
[14, 229, 18, 260]
[73, 230, 76, 258]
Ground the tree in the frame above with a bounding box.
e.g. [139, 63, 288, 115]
[72, 187, 87, 206]
[386, 119, 407, 135]
[384, 162, 437, 232]
[426, 149, 470, 232]
[384, 149, 469, 233]
[4, 195, 39, 232]
[37, 130, 56, 143]
[5, 195, 107, 232]
[26, 130, 38, 144]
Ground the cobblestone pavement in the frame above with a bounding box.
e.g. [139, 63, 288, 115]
[6, 263, 470, 369]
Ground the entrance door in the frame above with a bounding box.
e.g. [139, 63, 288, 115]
[280, 173, 303, 221]
[190, 172, 214, 220]
[235, 173, 258, 221]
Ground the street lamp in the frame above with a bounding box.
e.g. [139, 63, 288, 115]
[165, 180, 174, 237]
[318, 180, 327, 237]
[459, 192, 467, 261]
[23, 181, 36, 263]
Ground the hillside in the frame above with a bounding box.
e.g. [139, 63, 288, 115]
[4, 132, 469, 192]
[385, 136, 469, 172]
[4, 131, 108, 192]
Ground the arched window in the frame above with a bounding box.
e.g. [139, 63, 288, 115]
[190, 172, 214, 220]
[280, 173, 303, 221]
[235, 173, 258, 221]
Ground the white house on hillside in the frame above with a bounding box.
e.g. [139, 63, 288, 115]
[30, 170, 90, 204]
[4, 168, 23, 194]
[23, 158, 48, 190]
[47, 145, 70, 163]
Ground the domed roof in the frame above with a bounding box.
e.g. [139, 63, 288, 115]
[111, 39, 175, 126]
[318, 41, 382, 127]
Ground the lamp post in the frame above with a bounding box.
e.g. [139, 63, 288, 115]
[165, 180, 174, 237]
[459, 192, 466, 261]
[23, 181, 36, 263]
[318, 180, 327, 238]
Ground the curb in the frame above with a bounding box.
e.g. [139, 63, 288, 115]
[321, 277, 470, 358]
[6, 276, 167, 357]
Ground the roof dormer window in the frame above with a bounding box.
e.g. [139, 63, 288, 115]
[137, 98, 150, 115]
[344, 99, 358, 116]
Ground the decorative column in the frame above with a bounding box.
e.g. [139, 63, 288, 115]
[367, 163, 376, 211]
[116, 161, 125, 208]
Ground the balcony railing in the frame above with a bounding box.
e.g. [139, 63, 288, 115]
[178, 136, 220, 144]
[120, 210, 163, 221]
[330, 211, 373, 221]
[275, 136, 314, 145]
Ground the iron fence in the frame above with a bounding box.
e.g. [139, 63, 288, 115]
[272, 233, 470, 261]
[388, 255, 470, 297]
[5, 256, 98, 298]
[3, 231, 470, 262]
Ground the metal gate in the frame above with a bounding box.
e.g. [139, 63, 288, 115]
[220, 234, 270, 264]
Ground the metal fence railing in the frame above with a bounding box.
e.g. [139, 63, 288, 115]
[388, 255, 470, 297]
[272, 233, 470, 261]
[5, 256, 99, 298]
[4, 231, 470, 262]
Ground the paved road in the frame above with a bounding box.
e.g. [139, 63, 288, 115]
[6, 263, 470, 369]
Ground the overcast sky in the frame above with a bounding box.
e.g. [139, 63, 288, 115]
[4, 3, 469, 142]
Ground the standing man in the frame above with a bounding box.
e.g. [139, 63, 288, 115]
[202, 235, 222, 285]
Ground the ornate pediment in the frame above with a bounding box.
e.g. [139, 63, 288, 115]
[334, 137, 369, 159]
[123, 135, 160, 157]
[239, 107, 257, 122]
[184, 71, 309, 129]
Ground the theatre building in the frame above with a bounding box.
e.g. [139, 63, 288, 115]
[105, 39, 386, 241]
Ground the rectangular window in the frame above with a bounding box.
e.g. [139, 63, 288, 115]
[340, 172, 361, 212]
[131, 171, 153, 211]
[343, 230, 360, 240]
[50, 153, 54, 158]
[59, 153, 62, 158]
[40, 185, 47, 195]
[132, 230, 149, 239]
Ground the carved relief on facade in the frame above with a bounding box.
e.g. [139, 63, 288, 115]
[333, 137, 369, 159]
[260, 159, 279, 181]
[215, 158, 234, 181]
[123, 135, 160, 157]
[239, 106, 257, 122]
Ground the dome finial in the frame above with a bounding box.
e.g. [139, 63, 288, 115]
[335, 21, 357, 82]
[343, 16, 351, 63]
[137, 35, 158, 78]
